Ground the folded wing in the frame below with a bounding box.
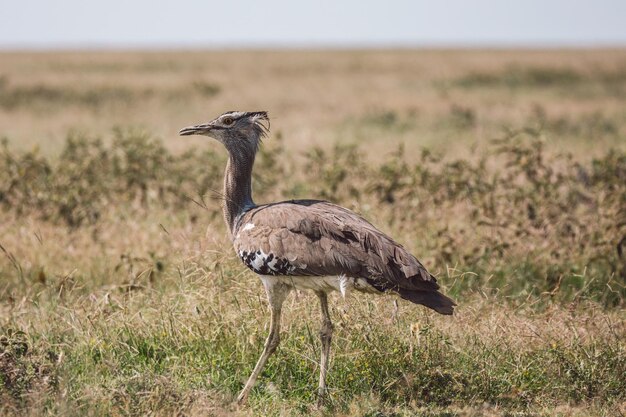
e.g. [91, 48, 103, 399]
[234, 200, 455, 314]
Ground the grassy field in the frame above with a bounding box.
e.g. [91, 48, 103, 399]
[0, 49, 625, 416]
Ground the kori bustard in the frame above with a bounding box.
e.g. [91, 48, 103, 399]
[179, 111, 455, 404]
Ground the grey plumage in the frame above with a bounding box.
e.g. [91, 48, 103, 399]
[179, 110, 455, 405]
[234, 199, 454, 314]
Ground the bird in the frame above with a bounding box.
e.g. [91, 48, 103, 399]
[179, 111, 455, 405]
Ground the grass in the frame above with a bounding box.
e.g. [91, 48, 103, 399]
[0, 79, 221, 112]
[452, 66, 587, 89]
[1, 262, 624, 416]
[0, 49, 625, 416]
[449, 65, 626, 98]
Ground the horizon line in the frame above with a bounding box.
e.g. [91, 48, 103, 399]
[1, 40, 626, 53]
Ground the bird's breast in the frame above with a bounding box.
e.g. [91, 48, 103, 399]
[258, 274, 377, 297]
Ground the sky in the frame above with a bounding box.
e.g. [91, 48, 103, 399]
[1, 0, 625, 49]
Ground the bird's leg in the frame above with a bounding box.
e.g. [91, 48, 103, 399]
[237, 278, 289, 404]
[315, 291, 333, 407]
[237, 304, 282, 404]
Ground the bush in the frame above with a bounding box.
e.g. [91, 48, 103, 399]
[0, 130, 624, 307]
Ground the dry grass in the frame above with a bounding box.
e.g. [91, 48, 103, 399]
[1, 49, 625, 156]
[1, 49, 625, 416]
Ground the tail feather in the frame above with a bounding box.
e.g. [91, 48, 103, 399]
[399, 289, 456, 315]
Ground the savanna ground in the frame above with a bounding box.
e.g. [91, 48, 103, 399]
[0, 49, 625, 416]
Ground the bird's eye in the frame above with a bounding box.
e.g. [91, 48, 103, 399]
[223, 117, 234, 125]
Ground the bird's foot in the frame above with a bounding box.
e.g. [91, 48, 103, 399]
[236, 390, 248, 405]
[316, 387, 327, 409]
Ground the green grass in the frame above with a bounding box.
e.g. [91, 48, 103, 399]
[1, 271, 623, 416]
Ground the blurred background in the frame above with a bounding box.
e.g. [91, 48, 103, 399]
[1, 2, 625, 416]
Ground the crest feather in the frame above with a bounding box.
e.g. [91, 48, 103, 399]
[249, 111, 270, 138]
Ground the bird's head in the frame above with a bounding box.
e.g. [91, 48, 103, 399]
[179, 111, 269, 155]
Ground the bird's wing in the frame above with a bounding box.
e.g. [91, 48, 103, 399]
[234, 200, 439, 293]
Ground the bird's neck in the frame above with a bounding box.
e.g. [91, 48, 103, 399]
[223, 148, 256, 236]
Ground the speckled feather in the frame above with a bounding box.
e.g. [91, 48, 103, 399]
[233, 199, 455, 314]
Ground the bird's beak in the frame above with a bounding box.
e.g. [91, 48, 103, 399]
[179, 123, 213, 136]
